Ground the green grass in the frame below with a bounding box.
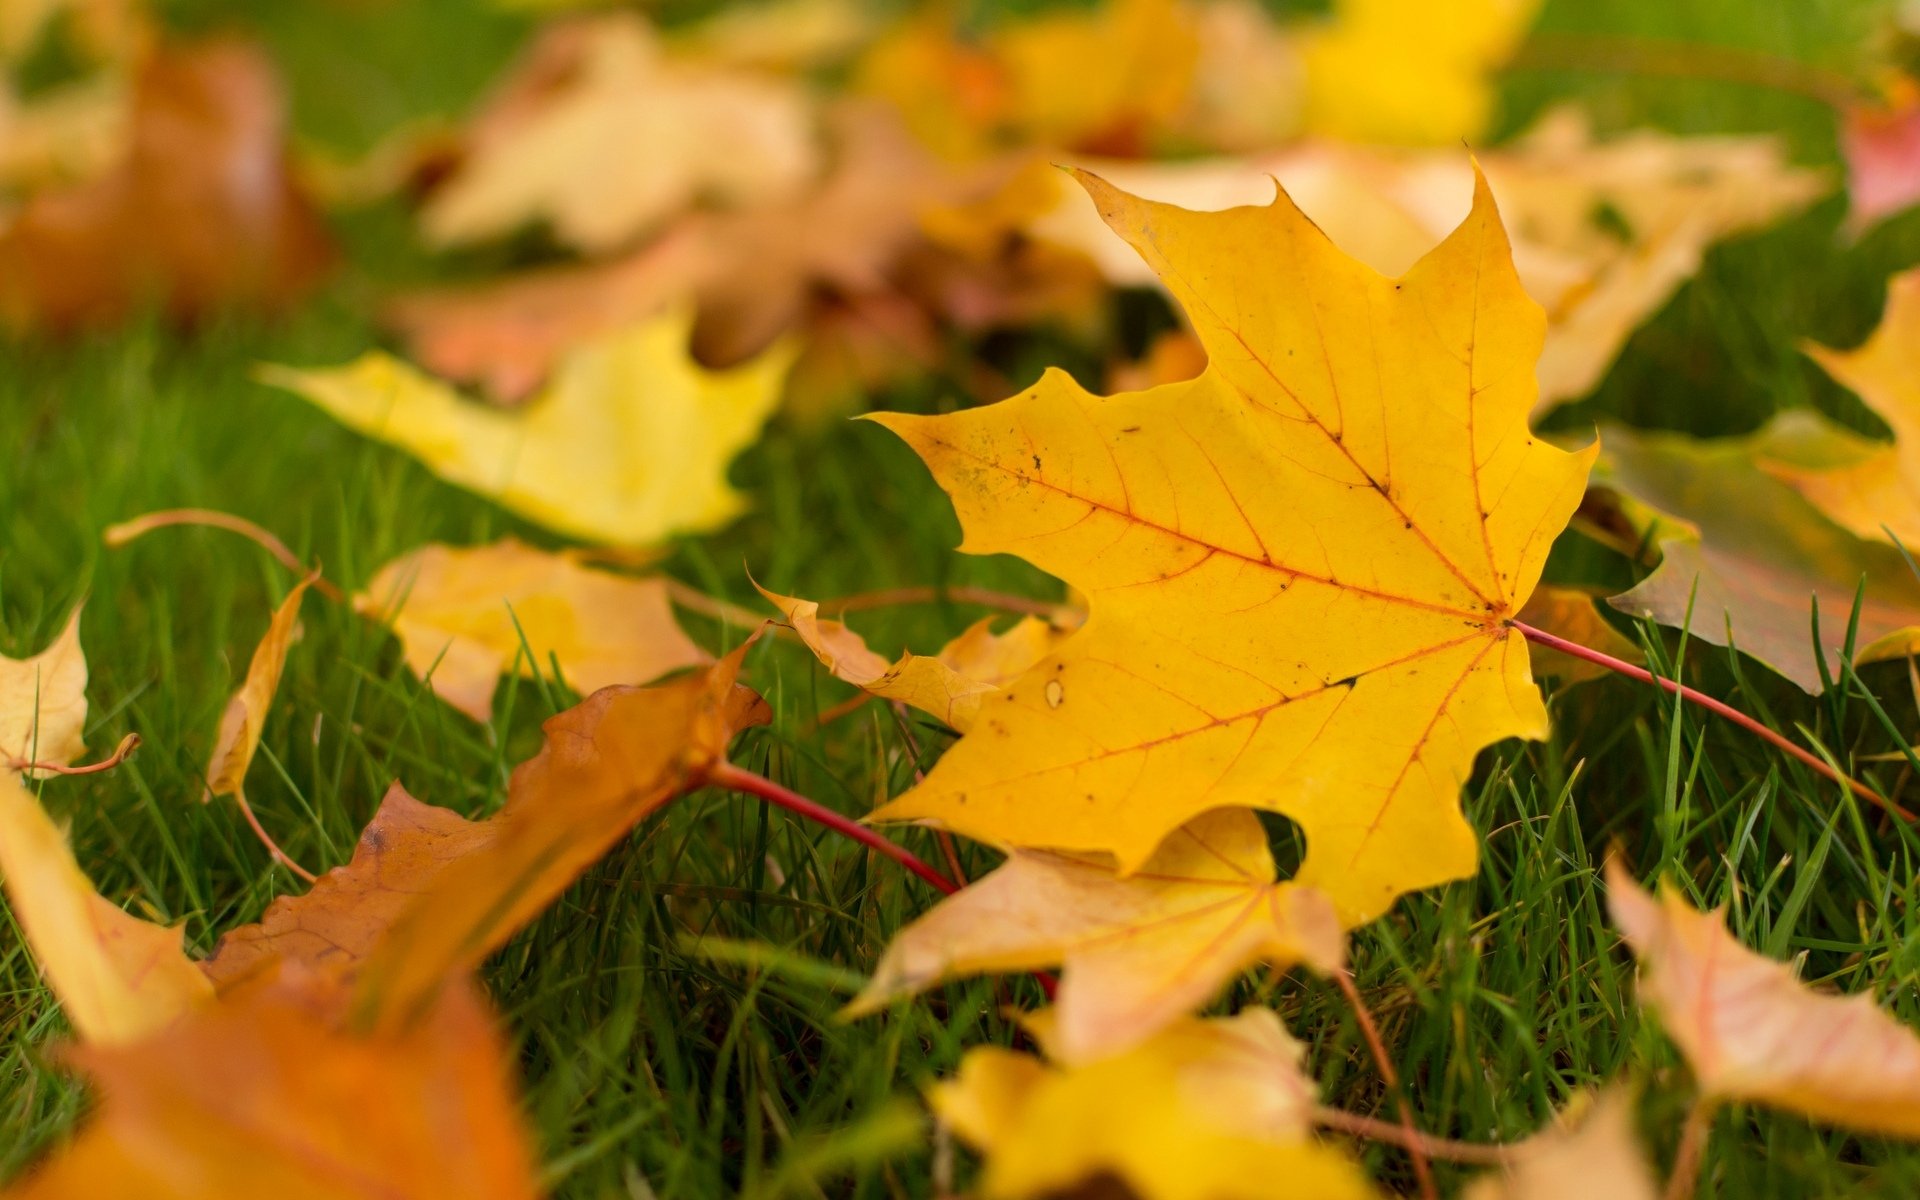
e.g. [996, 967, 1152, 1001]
[6, 0, 1920, 1195]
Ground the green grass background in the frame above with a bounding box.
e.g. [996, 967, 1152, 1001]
[6, 0, 1920, 1195]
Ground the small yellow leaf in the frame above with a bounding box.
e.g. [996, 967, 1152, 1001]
[870, 167, 1593, 925]
[205, 575, 314, 802]
[0, 606, 87, 775]
[263, 312, 792, 548]
[1781, 267, 1920, 549]
[1608, 861, 1920, 1136]
[357, 538, 709, 723]
[1300, 0, 1539, 146]
[1463, 1089, 1656, 1200]
[847, 808, 1342, 1063]
[931, 1008, 1376, 1200]
[0, 769, 212, 1045]
[758, 583, 1065, 731]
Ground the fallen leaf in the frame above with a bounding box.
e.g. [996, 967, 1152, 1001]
[1173, 0, 1303, 152]
[262, 310, 793, 548]
[869, 167, 1593, 925]
[758, 583, 1065, 731]
[1840, 76, 1920, 233]
[0, 768, 211, 1045]
[932, 1008, 1376, 1200]
[1771, 267, 1920, 548]
[1462, 1089, 1657, 1200]
[206, 576, 314, 802]
[1022, 109, 1824, 410]
[1599, 424, 1920, 693]
[1608, 861, 1920, 1137]
[0, 606, 87, 774]
[351, 641, 769, 1030]
[4, 972, 540, 1200]
[0, 38, 331, 331]
[1517, 584, 1645, 684]
[356, 538, 709, 723]
[847, 808, 1343, 1063]
[1298, 0, 1539, 146]
[197, 782, 491, 995]
[988, 0, 1198, 157]
[421, 13, 819, 252]
[668, 0, 873, 71]
[0, 74, 128, 192]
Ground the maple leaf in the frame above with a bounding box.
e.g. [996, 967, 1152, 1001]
[0, 606, 87, 775]
[846, 808, 1342, 1062]
[421, 13, 818, 252]
[932, 1008, 1375, 1200]
[1768, 267, 1920, 548]
[1599, 424, 1920, 693]
[0, 768, 211, 1045]
[261, 311, 793, 548]
[1462, 1089, 1656, 1200]
[868, 169, 1594, 924]
[758, 583, 1067, 731]
[205, 575, 314, 803]
[4, 972, 540, 1200]
[0, 38, 331, 331]
[1020, 109, 1824, 410]
[1608, 861, 1920, 1137]
[1840, 76, 1920, 234]
[1298, 0, 1539, 146]
[355, 538, 709, 723]
[352, 641, 769, 1030]
[1516, 585, 1644, 685]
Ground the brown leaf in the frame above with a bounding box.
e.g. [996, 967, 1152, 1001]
[4, 972, 541, 1200]
[350, 642, 769, 1030]
[0, 38, 331, 331]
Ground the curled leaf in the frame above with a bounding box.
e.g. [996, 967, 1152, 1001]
[206, 575, 314, 802]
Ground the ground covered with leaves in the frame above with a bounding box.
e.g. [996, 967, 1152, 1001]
[6, 0, 1920, 1197]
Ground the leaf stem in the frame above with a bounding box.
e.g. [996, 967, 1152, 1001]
[1511, 621, 1913, 822]
[708, 762, 959, 895]
[1335, 970, 1437, 1200]
[8, 732, 141, 777]
[105, 509, 346, 602]
[1664, 1095, 1717, 1200]
[1311, 1106, 1512, 1166]
[229, 788, 318, 883]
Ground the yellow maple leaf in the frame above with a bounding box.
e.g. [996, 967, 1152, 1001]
[932, 1008, 1376, 1200]
[846, 808, 1341, 1062]
[1300, 0, 1540, 146]
[0, 769, 212, 1045]
[1777, 267, 1920, 549]
[1608, 861, 1920, 1137]
[262, 312, 792, 548]
[357, 538, 710, 723]
[869, 168, 1593, 924]
[757, 583, 1066, 730]
[205, 575, 314, 802]
[0, 606, 87, 775]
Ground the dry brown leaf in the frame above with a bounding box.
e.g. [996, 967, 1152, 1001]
[355, 539, 709, 723]
[1609, 861, 1920, 1136]
[4, 972, 540, 1200]
[0, 38, 331, 331]
[847, 809, 1343, 1063]
[421, 13, 819, 252]
[0, 768, 211, 1045]
[206, 576, 314, 802]
[350, 641, 769, 1031]
[0, 606, 87, 774]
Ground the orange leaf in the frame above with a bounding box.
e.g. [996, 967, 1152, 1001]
[206, 574, 315, 802]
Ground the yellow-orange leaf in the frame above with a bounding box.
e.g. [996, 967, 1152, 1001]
[870, 168, 1593, 924]
[758, 583, 1064, 731]
[1781, 267, 1920, 548]
[1608, 862, 1920, 1136]
[932, 1008, 1376, 1200]
[0, 606, 87, 775]
[352, 642, 769, 1031]
[847, 808, 1341, 1062]
[4, 973, 539, 1200]
[205, 575, 314, 802]
[356, 538, 709, 723]
[0, 769, 211, 1045]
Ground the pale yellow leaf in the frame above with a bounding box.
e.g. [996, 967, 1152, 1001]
[1464, 1089, 1657, 1200]
[0, 606, 87, 776]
